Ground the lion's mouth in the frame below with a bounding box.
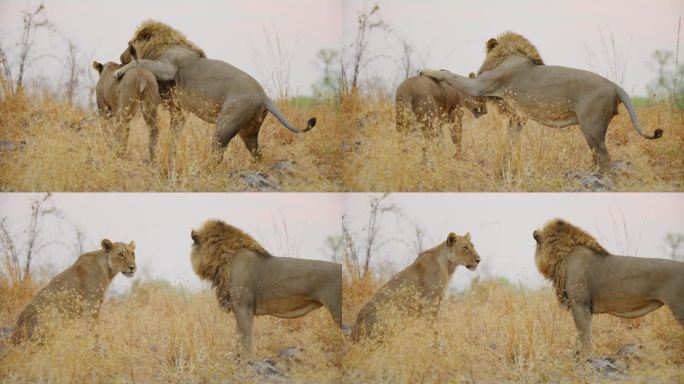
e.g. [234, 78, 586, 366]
[466, 264, 478, 271]
[123, 271, 135, 277]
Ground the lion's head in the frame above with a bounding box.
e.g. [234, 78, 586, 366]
[443, 232, 480, 271]
[190, 219, 270, 283]
[478, 32, 544, 74]
[102, 239, 137, 277]
[533, 219, 608, 306]
[120, 19, 206, 64]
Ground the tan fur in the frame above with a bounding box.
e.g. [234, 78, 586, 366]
[395, 74, 487, 157]
[478, 31, 544, 73]
[351, 232, 480, 341]
[533, 219, 608, 307]
[11, 240, 136, 344]
[128, 20, 206, 61]
[190, 219, 342, 356]
[421, 32, 662, 171]
[115, 20, 316, 163]
[92, 61, 160, 160]
[533, 219, 684, 356]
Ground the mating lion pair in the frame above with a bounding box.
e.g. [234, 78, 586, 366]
[92, 20, 316, 163]
[352, 219, 683, 358]
[400, 32, 662, 171]
[9, 219, 341, 359]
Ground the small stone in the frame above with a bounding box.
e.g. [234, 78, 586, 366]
[616, 343, 641, 358]
[270, 160, 295, 175]
[0, 140, 16, 151]
[249, 358, 285, 377]
[278, 346, 303, 360]
[341, 324, 352, 336]
[241, 172, 280, 192]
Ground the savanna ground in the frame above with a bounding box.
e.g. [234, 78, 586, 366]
[1, 86, 683, 192]
[342, 95, 684, 192]
[0, 85, 345, 192]
[0, 274, 342, 383]
[343, 273, 684, 384]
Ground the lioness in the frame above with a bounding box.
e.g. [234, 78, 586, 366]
[351, 232, 480, 341]
[115, 20, 316, 162]
[533, 219, 684, 356]
[190, 219, 342, 356]
[395, 74, 487, 157]
[92, 60, 160, 160]
[421, 32, 662, 171]
[11, 239, 136, 344]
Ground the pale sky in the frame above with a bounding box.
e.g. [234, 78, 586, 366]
[0, 0, 680, 102]
[1, 193, 682, 295]
[344, 193, 684, 291]
[0, 193, 344, 294]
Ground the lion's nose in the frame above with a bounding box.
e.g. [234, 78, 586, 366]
[128, 266, 136, 272]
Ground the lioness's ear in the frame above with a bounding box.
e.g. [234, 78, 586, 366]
[101, 239, 113, 252]
[191, 230, 199, 243]
[486, 38, 498, 52]
[129, 240, 136, 250]
[468, 72, 476, 79]
[464, 232, 471, 241]
[92, 61, 103, 74]
[533, 230, 542, 243]
[447, 232, 457, 247]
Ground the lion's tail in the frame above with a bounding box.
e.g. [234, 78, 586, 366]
[615, 85, 663, 140]
[263, 97, 316, 134]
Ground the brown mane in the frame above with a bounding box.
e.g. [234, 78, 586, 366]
[191, 219, 270, 284]
[478, 32, 544, 74]
[535, 219, 609, 307]
[129, 19, 206, 60]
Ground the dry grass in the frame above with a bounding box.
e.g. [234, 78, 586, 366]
[343, 96, 684, 191]
[0, 276, 342, 383]
[343, 275, 684, 383]
[0, 91, 344, 191]
[2, 91, 682, 191]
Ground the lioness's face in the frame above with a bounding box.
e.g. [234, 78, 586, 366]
[446, 232, 481, 271]
[102, 239, 137, 277]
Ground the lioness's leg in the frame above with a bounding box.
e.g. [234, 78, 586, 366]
[448, 107, 464, 157]
[115, 104, 136, 157]
[571, 305, 592, 357]
[141, 100, 159, 162]
[234, 305, 255, 357]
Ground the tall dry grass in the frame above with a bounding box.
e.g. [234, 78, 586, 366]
[2, 91, 682, 191]
[0, 276, 342, 383]
[342, 276, 684, 383]
[343, 95, 684, 191]
[0, 91, 344, 191]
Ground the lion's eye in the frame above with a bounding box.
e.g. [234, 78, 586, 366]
[119, 253, 125, 259]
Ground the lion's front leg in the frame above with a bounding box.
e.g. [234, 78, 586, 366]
[234, 304, 255, 358]
[113, 59, 178, 82]
[571, 304, 593, 358]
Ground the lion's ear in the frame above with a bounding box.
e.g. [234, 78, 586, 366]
[486, 38, 498, 52]
[464, 232, 471, 241]
[447, 232, 457, 247]
[129, 43, 138, 61]
[92, 61, 103, 74]
[533, 230, 542, 244]
[191, 230, 199, 244]
[129, 240, 136, 250]
[468, 72, 476, 79]
[101, 239, 113, 252]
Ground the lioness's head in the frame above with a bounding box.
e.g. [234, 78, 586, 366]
[102, 239, 136, 277]
[444, 232, 480, 271]
[92, 61, 122, 78]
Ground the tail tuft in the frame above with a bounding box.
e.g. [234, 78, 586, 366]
[653, 128, 663, 139]
[307, 117, 316, 128]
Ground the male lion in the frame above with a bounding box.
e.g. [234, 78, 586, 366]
[190, 219, 342, 356]
[533, 219, 684, 356]
[351, 232, 480, 341]
[114, 20, 316, 162]
[93, 59, 160, 160]
[421, 32, 662, 171]
[11, 239, 136, 344]
[395, 73, 487, 157]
